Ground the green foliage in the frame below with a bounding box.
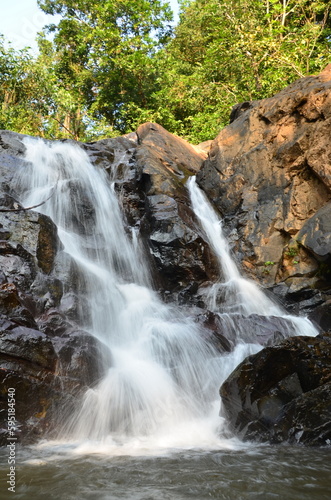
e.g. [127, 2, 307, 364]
[152, 0, 331, 143]
[37, 0, 174, 136]
[285, 247, 299, 258]
[0, 0, 330, 142]
[262, 261, 276, 274]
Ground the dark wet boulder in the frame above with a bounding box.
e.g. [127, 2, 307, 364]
[0, 325, 57, 369]
[220, 333, 331, 445]
[54, 331, 110, 390]
[196, 311, 306, 352]
[0, 210, 60, 288]
[309, 301, 331, 331]
[0, 282, 37, 329]
[0, 318, 108, 444]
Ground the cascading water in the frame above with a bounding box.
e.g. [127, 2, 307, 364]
[187, 176, 318, 338]
[17, 139, 318, 453]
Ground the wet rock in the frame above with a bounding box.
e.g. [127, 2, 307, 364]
[134, 123, 219, 297]
[309, 301, 331, 331]
[195, 311, 232, 353]
[0, 362, 58, 443]
[141, 193, 218, 297]
[54, 331, 111, 390]
[0, 210, 60, 286]
[0, 325, 57, 370]
[0, 282, 37, 328]
[220, 333, 331, 445]
[83, 136, 136, 178]
[196, 311, 302, 351]
[0, 131, 27, 197]
[85, 122, 220, 301]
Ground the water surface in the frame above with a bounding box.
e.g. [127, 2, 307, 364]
[1, 444, 330, 500]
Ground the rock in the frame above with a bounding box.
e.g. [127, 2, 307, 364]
[0, 325, 57, 370]
[134, 124, 219, 298]
[220, 333, 331, 445]
[0, 210, 60, 286]
[86, 122, 220, 301]
[309, 301, 331, 331]
[136, 122, 207, 175]
[0, 282, 37, 329]
[297, 202, 331, 260]
[82, 136, 136, 179]
[54, 331, 111, 390]
[196, 311, 304, 351]
[197, 69, 331, 302]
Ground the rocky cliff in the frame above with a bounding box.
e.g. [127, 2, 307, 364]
[197, 65, 331, 321]
[0, 68, 331, 445]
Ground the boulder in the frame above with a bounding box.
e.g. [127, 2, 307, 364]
[297, 202, 331, 260]
[196, 310, 308, 352]
[220, 333, 331, 445]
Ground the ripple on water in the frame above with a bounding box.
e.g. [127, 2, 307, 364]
[0, 444, 330, 500]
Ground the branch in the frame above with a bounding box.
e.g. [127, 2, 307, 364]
[0, 184, 57, 213]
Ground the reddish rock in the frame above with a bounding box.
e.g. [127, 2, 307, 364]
[197, 69, 331, 297]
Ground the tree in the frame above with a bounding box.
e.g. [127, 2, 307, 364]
[37, 0, 173, 136]
[152, 0, 331, 143]
[0, 35, 90, 139]
[1, 1, 330, 143]
[0, 36, 42, 135]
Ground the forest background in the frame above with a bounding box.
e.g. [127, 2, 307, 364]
[0, 0, 330, 144]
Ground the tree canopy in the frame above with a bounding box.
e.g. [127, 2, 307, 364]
[1, 0, 330, 142]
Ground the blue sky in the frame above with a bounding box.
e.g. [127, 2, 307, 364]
[0, 0, 179, 52]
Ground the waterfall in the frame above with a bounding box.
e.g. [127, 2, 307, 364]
[187, 176, 318, 337]
[17, 139, 318, 451]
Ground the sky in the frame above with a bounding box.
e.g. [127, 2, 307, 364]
[0, 0, 179, 53]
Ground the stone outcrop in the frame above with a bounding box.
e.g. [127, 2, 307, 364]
[220, 332, 331, 446]
[197, 68, 331, 315]
[84, 122, 220, 303]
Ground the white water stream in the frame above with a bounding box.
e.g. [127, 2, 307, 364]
[187, 176, 318, 336]
[18, 139, 317, 455]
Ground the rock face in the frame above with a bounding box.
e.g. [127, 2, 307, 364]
[0, 133, 108, 443]
[84, 122, 220, 303]
[197, 69, 331, 315]
[220, 332, 331, 446]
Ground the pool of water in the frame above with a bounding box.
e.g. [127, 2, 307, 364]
[1, 442, 330, 500]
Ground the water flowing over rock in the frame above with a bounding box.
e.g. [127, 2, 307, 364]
[0, 71, 330, 448]
[197, 69, 331, 319]
[86, 122, 220, 302]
